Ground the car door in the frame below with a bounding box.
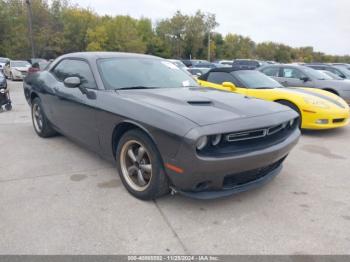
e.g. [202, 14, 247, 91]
[49, 58, 100, 152]
[279, 67, 309, 87]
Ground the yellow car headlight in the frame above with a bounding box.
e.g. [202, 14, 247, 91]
[303, 97, 329, 109]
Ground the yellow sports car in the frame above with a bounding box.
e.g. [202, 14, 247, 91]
[198, 68, 349, 130]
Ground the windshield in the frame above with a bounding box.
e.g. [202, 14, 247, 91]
[320, 70, 343, 80]
[333, 65, 350, 78]
[302, 66, 332, 80]
[233, 70, 283, 88]
[98, 58, 198, 90]
[12, 61, 31, 67]
[0, 58, 9, 63]
[38, 61, 50, 70]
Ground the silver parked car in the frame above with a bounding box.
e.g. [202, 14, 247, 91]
[259, 64, 350, 104]
[3, 60, 31, 81]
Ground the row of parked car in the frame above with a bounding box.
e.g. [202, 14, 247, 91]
[0, 57, 50, 81]
[22, 52, 349, 200]
[167, 58, 276, 77]
[164, 59, 350, 130]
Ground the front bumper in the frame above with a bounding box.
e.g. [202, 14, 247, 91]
[176, 164, 283, 199]
[12, 71, 27, 80]
[166, 128, 300, 198]
[301, 108, 350, 130]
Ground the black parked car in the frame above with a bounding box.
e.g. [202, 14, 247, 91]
[232, 59, 264, 69]
[180, 59, 214, 68]
[24, 52, 299, 200]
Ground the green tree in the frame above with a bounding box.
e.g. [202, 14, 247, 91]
[223, 34, 255, 59]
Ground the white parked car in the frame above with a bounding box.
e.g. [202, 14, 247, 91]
[0, 57, 10, 73]
[3, 60, 31, 81]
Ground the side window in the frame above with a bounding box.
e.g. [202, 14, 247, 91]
[282, 68, 306, 79]
[52, 59, 97, 89]
[207, 72, 235, 85]
[262, 67, 280, 77]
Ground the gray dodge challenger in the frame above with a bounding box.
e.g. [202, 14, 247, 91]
[24, 52, 300, 200]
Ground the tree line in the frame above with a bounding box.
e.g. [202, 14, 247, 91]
[1, 0, 349, 63]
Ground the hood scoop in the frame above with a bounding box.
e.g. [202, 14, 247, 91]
[187, 98, 212, 106]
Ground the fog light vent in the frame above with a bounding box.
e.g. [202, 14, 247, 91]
[194, 181, 210, 192]
[315, 119, 329, 124]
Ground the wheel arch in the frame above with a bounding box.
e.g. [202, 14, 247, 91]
[274, 98, 300, 109]
[30, 91, 39, 104]
[111, 120, 158, 160]
[274, 99, 302, 126]
[322, 88, 339, 95]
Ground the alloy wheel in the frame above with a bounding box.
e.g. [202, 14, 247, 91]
[120, 140, 153, 191]
[32, 103, 43, 133]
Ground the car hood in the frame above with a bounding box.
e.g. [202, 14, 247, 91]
[118, 87, 291, 126]
[13, 67, 29, 71]
[276, 87, 348, 109]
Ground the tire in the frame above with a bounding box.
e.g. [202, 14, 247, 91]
[31, 97, 57, 138]
[5, 103, 12, 111]
[116, 129, 170, 200]
[276, 100, 302, 128]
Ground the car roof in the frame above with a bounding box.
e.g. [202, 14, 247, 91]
[60, 52, 160, 60]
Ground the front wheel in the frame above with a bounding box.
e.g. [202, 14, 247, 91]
[31, 97, 57, 138]
[116, 129, 170, 200]
[5, 103, 12, 111]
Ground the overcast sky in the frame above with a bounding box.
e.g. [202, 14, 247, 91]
[75, 0, 350, 55]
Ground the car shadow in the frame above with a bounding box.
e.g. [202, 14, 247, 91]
[301, 127, 347, 138]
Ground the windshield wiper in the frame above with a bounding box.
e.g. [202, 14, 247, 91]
[117, 86, 158, 90]
[254, 87, 274, 89]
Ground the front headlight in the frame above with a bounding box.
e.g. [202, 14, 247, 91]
[196, 136, 208, 150]
[303, 97, 329, 109]
[211, 134, 222, 146]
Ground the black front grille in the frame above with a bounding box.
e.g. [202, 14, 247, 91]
[199, 117, 299, 157]
[225, 121, 292, 143]
[223, 157, 286, 189]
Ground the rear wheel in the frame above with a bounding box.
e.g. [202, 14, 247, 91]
[116, 129, 170, 200]
[31, 97, 57, 138]
[276, 100, 302, 128]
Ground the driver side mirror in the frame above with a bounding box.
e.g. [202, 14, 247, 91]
[222, 82, 237, 91]
[64, 76, 81, 88]
[300, 76, 310, 82]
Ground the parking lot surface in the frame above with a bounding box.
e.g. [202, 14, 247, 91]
[1, 81, 350, 254]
